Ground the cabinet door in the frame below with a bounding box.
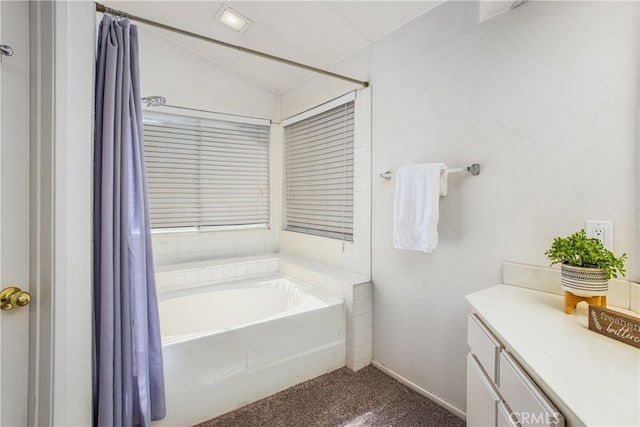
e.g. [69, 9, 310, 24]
[467, 353, 500, 427]
[497, 402, 521, 427]
[468, 313, 501, 382]
[499, 352, 564, 427]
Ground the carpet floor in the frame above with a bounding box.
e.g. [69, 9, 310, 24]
[196, 365, 465, 427]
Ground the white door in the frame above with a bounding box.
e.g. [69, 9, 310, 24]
[0, 1, 31, 426]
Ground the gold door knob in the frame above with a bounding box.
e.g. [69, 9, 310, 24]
[0, 286, 31, 310]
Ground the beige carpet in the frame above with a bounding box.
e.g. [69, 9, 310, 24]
[196, 365, 465, 427]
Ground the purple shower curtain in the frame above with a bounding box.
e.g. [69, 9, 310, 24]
[93, 15, 165, 427]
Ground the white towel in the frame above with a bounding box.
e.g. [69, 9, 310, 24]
[393, 163, 447, 253]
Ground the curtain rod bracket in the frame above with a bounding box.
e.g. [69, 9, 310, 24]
[94, 2, 369, 89]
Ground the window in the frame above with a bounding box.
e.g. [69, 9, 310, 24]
[143, 110, 270, 230]
[283, 93, 354, 241]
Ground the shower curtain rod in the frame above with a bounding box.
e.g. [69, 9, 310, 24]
[95, 2, 369, 88]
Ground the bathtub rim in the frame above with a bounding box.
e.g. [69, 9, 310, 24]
[158, 272, 344, 346]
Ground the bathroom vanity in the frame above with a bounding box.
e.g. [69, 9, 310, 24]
[466, 284, 639, 427]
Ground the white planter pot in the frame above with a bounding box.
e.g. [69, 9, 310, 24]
[560, 264, 608, 297]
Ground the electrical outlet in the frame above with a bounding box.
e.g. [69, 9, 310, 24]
[585, 220, 613, 250]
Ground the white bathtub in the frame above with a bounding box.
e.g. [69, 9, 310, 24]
[154, 273, 345, 426]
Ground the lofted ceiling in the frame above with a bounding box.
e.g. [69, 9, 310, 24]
[101, 1, 444, 94]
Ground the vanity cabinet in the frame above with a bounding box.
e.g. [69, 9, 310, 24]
[467, 284, 639, 426]
[467, 313, 564, 427]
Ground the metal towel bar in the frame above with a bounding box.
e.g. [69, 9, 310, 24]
[379, 163, 480, 181]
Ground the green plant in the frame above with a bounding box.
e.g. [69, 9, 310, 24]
[545, 229, 627, 279]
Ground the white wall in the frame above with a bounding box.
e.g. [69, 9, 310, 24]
[137, 26, 282, 267]
[281, 0, 639, 414]
[138, 26, 280, 121]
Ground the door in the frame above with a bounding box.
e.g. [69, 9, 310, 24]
[0, 1, 31, 426]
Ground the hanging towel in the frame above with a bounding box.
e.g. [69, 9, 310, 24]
[393, 163, 447, 253]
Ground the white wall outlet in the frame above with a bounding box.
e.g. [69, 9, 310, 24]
[585, 220, 613, 250]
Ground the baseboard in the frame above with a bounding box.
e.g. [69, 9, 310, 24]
[371, 360, 466, 420]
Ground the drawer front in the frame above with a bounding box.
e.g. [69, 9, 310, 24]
[499, 352, 564, 427]
[467, 353, 500, 427]
[468, 313, 501, 382]
[497, 402, 521, 427]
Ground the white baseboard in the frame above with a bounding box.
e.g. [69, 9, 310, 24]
[371, 360, 466, 420]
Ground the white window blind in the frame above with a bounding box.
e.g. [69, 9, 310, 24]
[284, 98, 354, 241]
[143, 111, 270, 230]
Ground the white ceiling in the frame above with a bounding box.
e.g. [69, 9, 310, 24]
[102, 1, 443, 93]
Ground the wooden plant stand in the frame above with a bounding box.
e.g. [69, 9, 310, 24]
[564, 291, 606, 314]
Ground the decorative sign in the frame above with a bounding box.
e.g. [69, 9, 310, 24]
[588, 305, 640, 349]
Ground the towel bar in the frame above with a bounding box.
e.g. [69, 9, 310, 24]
[379, 163, 480, 181]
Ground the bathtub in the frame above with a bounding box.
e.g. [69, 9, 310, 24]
[154, 273, 345, 426]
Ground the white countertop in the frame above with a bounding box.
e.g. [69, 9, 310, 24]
[466, 284, 640, 427]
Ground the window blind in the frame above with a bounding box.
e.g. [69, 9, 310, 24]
[143, 111, 270, 230]
[284, 99, 354, 241]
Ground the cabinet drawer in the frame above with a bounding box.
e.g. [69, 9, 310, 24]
[468, 313, 501, 382]
[467, 353, 500, 427]
[499, 352, 564, 427]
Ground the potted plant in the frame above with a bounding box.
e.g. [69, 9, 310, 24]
[545, 229, 627, 297]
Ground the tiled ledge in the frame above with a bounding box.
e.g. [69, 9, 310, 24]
[154, 254, 279, 292]
[279, 253, 372, 372]
[503, 261, 640, 314]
